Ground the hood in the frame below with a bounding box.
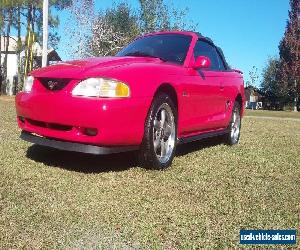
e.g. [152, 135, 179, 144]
[30, 56, 162, 79]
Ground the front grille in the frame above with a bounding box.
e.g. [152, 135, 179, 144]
[38, 78, 71, 91]
[26, 119, 72, 131]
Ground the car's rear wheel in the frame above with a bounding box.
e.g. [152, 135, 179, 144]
[225, 101, 241, 145]
[138, 93, 177, 170]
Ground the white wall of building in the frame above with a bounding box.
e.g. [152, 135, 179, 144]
[1, 53, 18, 95]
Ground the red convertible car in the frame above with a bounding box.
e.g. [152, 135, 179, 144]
[16, 31, 245, 169]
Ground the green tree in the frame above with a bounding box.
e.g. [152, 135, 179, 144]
[248, 66, 259, 87]
[138, 0, 170, 32]
[0, 1, 20, 93]
[22, 0, 72, 49]
[0, 0, 72, 94]
[64, 0, 95, 58]
[261, 57, 289, 106]
[278, 0, 300, 111]
[87, 0, 196, 57]
[90, 2, 139, 56]
[138, 0, 195, 33]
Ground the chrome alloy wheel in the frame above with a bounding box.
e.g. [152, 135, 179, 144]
[153, 103, 176, 164]
[231, 107, 241, 142]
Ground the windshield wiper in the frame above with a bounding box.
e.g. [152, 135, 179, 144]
[124, 51, 167, 62]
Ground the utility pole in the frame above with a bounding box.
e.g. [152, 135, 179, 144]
[42, 0, 48, 67]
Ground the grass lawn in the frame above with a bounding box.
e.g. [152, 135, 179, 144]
[245, 109, 300, 119]
[1, 97, 299, 249]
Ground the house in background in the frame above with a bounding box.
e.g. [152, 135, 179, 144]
[0, 36, 61, 95]
[244, 86, 264, 110]
[0, 36, 22, 95]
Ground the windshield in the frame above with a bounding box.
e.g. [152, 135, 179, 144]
[116, 34, 192, 65]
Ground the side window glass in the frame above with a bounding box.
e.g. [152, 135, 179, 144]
[216, 50, 226, 71]
[194, 40, 221, 71]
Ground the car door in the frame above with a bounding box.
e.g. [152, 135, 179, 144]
[214, 48, 235, 127]
[188, 40, 226, 131]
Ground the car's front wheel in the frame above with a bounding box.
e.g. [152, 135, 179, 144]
[138, 93, 177, 170]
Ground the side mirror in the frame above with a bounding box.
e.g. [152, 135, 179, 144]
[193, 56, 211, 69]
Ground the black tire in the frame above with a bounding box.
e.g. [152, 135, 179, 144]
[225, 101, 241, 145]
[138, 93, 177, 170]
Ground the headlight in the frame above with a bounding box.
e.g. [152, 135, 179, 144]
[23, 76, 34, 92]
[72, 78, 130, 98]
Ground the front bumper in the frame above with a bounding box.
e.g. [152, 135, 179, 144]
[21, 131, 139, 154]
[16, 91, 152, 146]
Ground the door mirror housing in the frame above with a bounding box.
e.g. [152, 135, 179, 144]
[193, 56, 211, 69]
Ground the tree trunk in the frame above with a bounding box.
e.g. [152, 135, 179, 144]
[32, 7, 36, 34]
[294, 79, 298, 112]
[27, 4, 32, 32]
[0, 32, 2, 95]
[0, 34, 1, 67]
[0, 8, 3, 84]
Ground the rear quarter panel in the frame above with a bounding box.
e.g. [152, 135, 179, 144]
[222, 71, 245, 119]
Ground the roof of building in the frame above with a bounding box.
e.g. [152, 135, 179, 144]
[1, 36, 59, 58]
[0, 36, 25, 52]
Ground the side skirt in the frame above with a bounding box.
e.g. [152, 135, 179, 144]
[177, 128, 229, 144]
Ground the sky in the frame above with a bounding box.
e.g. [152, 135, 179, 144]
[56, 0, 290, 85]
